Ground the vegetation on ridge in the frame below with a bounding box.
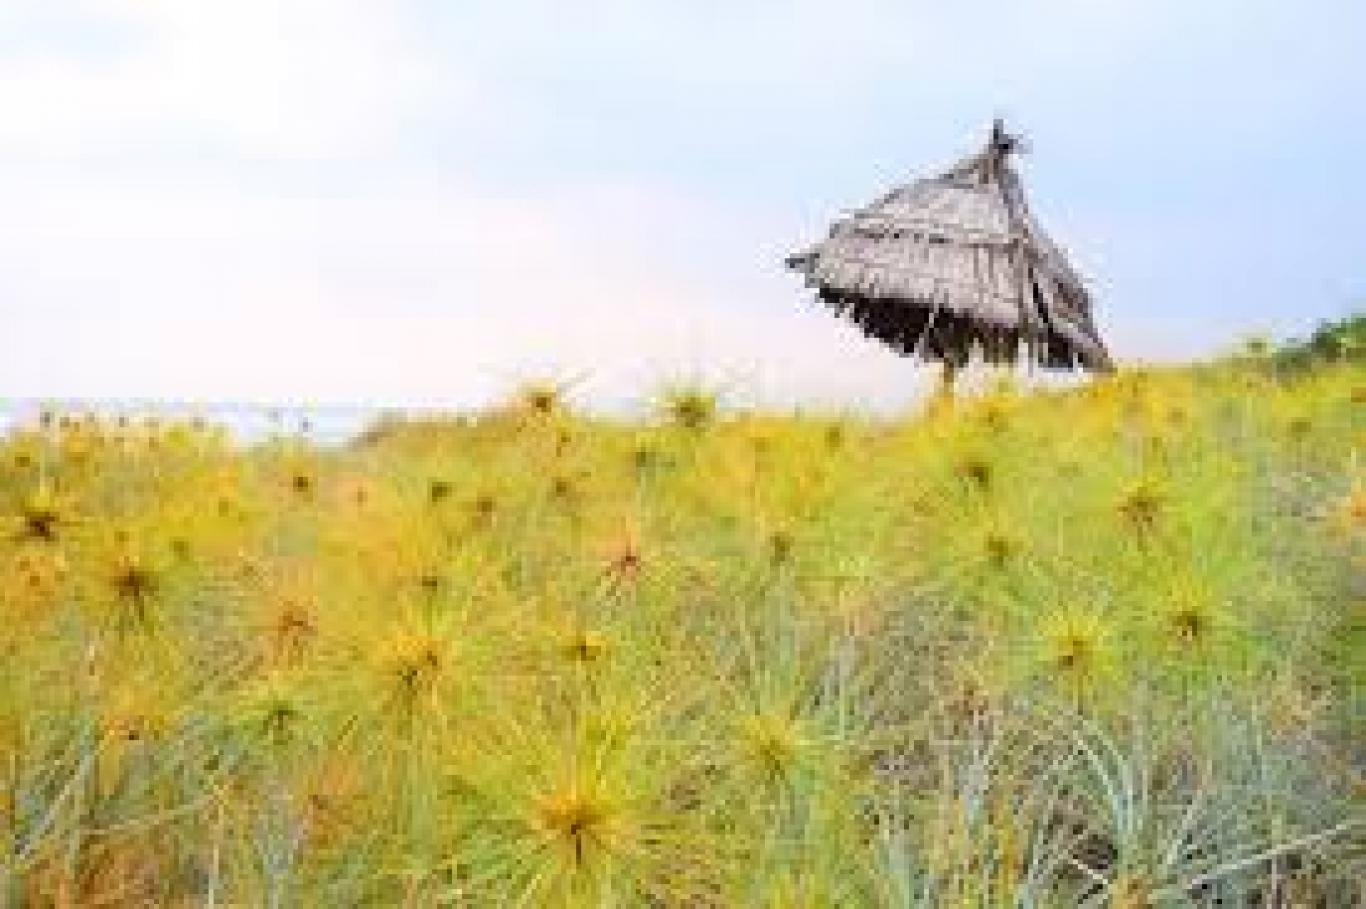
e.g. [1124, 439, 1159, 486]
[0, 358, 1362, 905]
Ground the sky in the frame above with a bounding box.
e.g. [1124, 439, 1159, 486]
[1, 0, 1362, 412]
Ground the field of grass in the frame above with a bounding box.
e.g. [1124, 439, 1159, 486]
[1, 363, 1362, 906]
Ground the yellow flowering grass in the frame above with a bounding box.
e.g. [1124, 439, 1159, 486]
[0, 363, 1361, 904]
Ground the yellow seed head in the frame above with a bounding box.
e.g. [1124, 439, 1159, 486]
[18, 483, 64, 542]
[533, 787, 619, 869]
[563, 629, 609, 665]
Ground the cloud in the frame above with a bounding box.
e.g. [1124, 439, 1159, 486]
[0, 0, 1359, 410]
[0, 0, 456, 160]
[0, 165, 942, 410]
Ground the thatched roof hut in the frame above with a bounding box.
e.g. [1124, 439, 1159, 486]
[787, 121, 1113, 373]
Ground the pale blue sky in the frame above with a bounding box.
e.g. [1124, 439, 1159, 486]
[1, 1, 1362, 410]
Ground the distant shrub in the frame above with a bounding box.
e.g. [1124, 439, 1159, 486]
[1269, 311, 1366, 372]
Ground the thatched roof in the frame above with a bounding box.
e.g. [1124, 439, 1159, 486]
[787, 121, 1113, 371]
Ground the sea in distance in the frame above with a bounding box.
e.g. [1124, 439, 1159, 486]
[0, 398, 445, 447]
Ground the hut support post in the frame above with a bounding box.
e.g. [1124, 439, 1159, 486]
[936, 360, 959, 404]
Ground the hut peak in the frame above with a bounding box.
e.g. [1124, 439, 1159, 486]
[787, 120, 1113, 373]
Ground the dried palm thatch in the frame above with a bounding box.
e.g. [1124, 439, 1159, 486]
[787, 120, 1113, 372]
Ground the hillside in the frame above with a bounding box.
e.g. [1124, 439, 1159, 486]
[1, 363, 1361, 905]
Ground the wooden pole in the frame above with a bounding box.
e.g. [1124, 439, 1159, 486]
[935, 360, 959, 409]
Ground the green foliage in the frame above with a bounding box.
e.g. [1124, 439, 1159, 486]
[1268, 311, 1366, 372]
[0, 365, 1361, 905]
